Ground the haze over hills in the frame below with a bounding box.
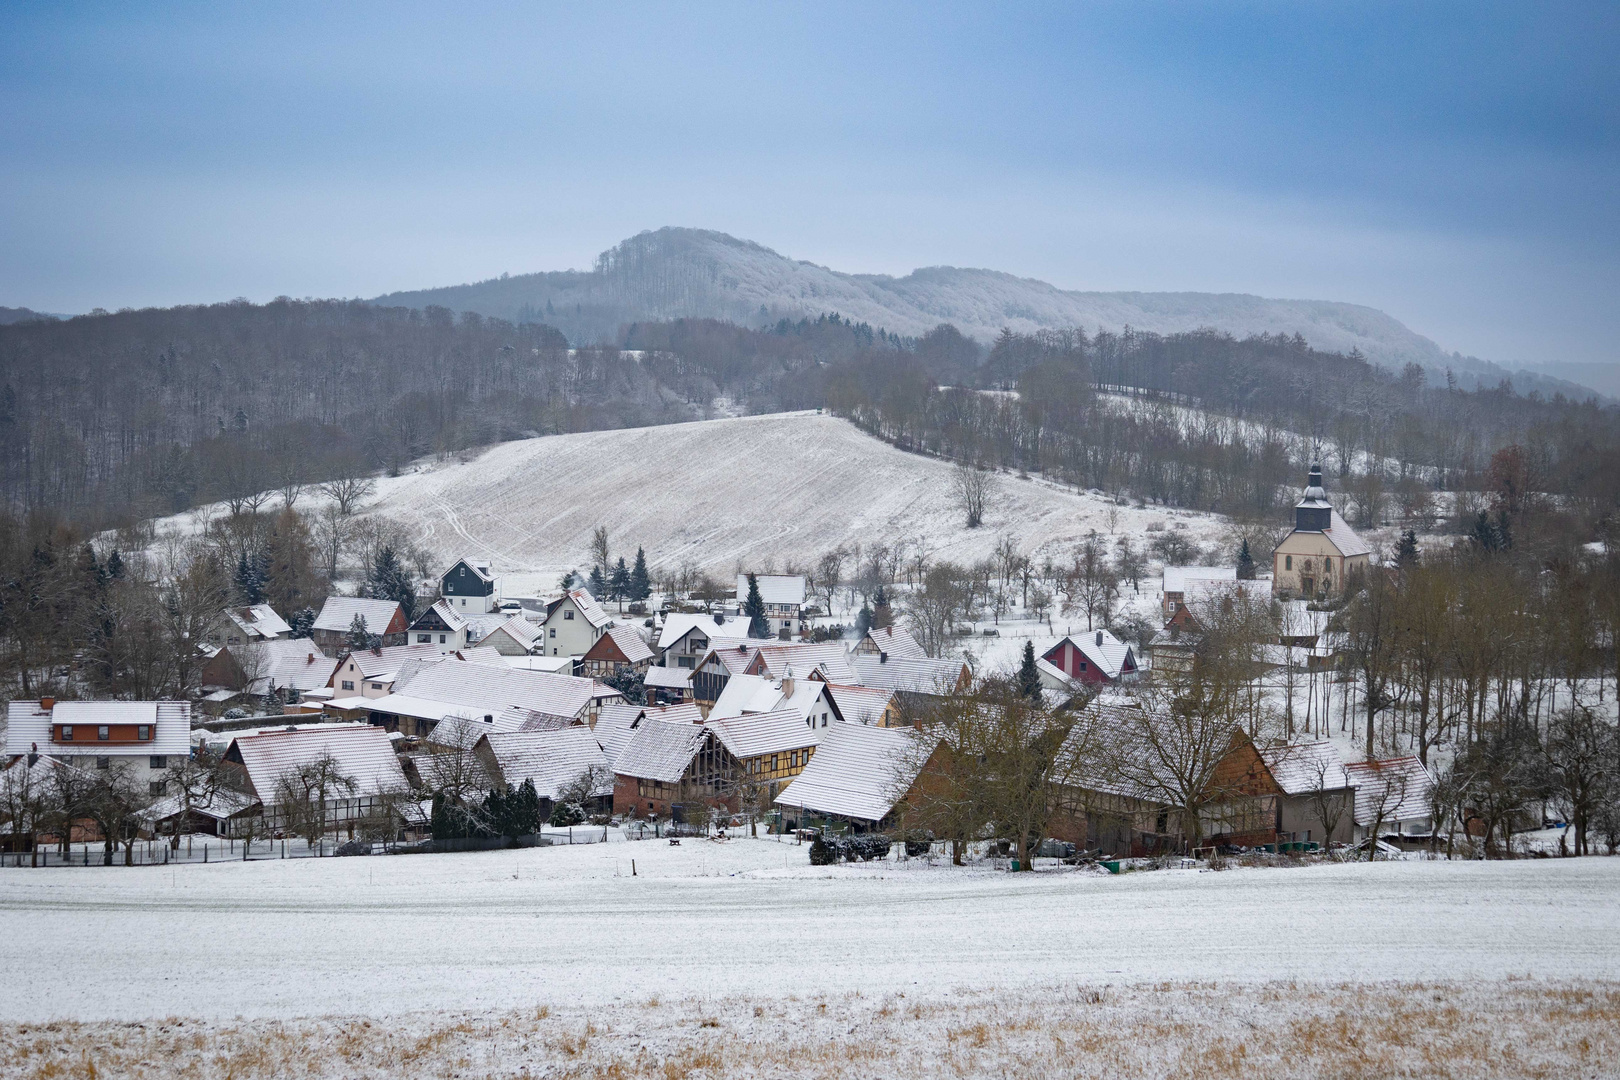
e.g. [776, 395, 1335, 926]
[374, 227, 1596, 398]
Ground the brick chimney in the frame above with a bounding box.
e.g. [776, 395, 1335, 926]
[39, 696, 55, 712]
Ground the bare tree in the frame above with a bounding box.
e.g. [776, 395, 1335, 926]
[813, 548, 846, 615]
[0, 755, 50, 866]
[274, 751, 358, 854]
[904, 562, 966, 658]
[319, 475, 376, 517]
[589, 525, 611, 582]
[161, 752, 223, 851]
[951, 461, 995, 529]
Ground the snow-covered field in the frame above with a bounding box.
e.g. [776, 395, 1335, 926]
[167, 411, 1228, 588]
[0, 838, 1614, 1023]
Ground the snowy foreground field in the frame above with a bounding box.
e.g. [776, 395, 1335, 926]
[0, 842, 1617, 1078]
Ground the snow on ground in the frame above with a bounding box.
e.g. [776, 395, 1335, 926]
[145, 411, 1231, 588]
[0, 838, 1614, 1024]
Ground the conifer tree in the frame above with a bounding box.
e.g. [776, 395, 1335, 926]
[630, 547, 651, 602]
[234, 551, 266, 605]
[347, 613, 376, 651]
[854, 602, 873, 639]
[1395, 529, 1420, 569]
[871, 585, 894, 630]
[1236, 539, 1256, 580]
[366, 545, 416, 621]
[587, 565, 606, 597]
[288, 607, 317, 638]
[744, 572, 769, 638]
[1017, 640, 1043, 700]
[610, 556, 630, 604]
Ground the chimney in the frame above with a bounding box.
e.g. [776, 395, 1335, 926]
[879, 651, 889, 663]
[1096, 631, 1103, 647]
[39, 696, 55, 712]
[307, 653, 316, 664]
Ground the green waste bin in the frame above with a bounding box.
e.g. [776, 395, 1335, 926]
[1010, 859, 1020, 871]
[1102, 860, 1121, 874]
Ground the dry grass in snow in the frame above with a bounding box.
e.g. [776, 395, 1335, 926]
[4, 980, 1615, 1080]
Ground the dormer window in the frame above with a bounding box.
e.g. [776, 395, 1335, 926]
[60, 725, 73, 742]
[98, 726, 110, 741]
[137, 725, 150, 741]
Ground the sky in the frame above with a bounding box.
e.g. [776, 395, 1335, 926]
[1, 2, 1616, 367]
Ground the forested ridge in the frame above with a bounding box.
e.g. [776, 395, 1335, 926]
[2, 298, 1619, 542]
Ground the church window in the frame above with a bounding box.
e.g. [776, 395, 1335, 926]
[1285, 555, 1292, 571]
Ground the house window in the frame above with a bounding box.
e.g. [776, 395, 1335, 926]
[137, 725, 151, 741]
[565, 610, 575, 620]
[1285, 555, 1292, 571]
[150, 755, 166, 770]
[98, 726, 109, 741]
[149, 780, 165, 796]
[771, 754, 779, 772]
[60, 725, 73, 741]
[549, 628, 557, 638]
[418, 634, 432, 643]
[460, 598, 466, 606]
[96, 756, 110, 770]
[369, 682, 384, 691]
[439, 634, 446, 644]
[820, 712, 828, 726]
[341, 680, 355, 691]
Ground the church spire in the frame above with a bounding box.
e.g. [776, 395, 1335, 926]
[1295, 463, 1331, 531]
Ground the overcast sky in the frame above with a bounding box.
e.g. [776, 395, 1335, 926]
[1, 2, 1616, 366]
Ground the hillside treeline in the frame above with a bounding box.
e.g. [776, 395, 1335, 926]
[0, 300, 691, 528]
[5, 299, 1620, 542]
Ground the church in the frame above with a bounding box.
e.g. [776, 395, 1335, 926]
[1271, 465, 1371, 599]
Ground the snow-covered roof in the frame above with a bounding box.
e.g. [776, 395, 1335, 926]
[413, 598, 469, 633]
[706, 708, 821, 760]
[423, 708, 543, 750]
[483, 728, 611, 800]
[643, 666, 693, 690]
[1345, 757, 1433, 826]
[4, 700, 191, 758]
[849, 654, 968, 695]
[483, 615, 543, 649]
[862, 625, 927, 660]
[1183, 578, 1273, 609]
[227, 604, 291, 640]
[338, 642, 446, 681]
[313, 596, 402, 634]
[589, 624, 654, 665]
[1162, 566, 1235, 594]
[612, 718, 709, 784]
[464, 612, 511, 643]
[372, 659, 604, 723]
[773, 721, 931, 824]
[1034, 656, 1073, 690]
[657, 613, 729, 650]
[1, 753, 91, 805]
[1047, 629, 1135, 681]
[502, 654, 576, 674]
[709, 674, 785, 719]
[706, 709, 822, 761]
[750, 641, 857, 683]
[821, 683, 896, 726]
[592, 704, 647, 769]
[736, 574, 806, 607]
[553, 589, 612, 630]
[142, 786, 257, 824]
[1324, 510, 1373, 559]
[227, 723, 408, 803]
[1259, 741, 1351, 796]
[238, 639, 341, 694]
[443, 559, 494, 584]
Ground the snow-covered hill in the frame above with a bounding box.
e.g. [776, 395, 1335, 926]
[343, 411, 1225, 590]
[373, 227, 1589, 396]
